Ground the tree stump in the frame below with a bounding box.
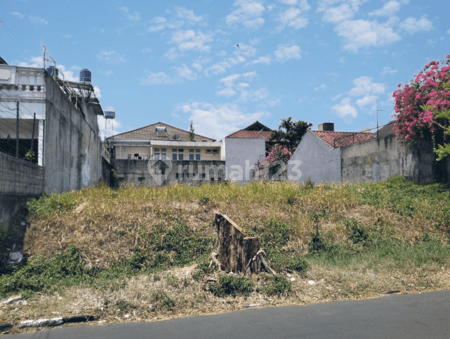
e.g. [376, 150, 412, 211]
[214, 212, 274, 275]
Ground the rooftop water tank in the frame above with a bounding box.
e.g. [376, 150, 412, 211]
[46, 66, 58, 77]
[104, 110, 116, 119]
[80, 68, 92, 82]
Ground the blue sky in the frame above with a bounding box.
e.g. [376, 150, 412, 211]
[1, 0, 449, 140]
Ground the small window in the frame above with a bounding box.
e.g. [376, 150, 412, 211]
[189, 154, 194, 160]
[172, 154, 177, 160]
[206, 149, 212, 154]
[189, 149, 194, 153]
[154, 148, 160, 152]
[179, 149, 184, 152]
[196, 154, 201, 160]
[161, 148, 167, 152]
[172, 149, 177, 152]
[179, 154, 184, 160]
[212, 149, 218, 154]
[196, 149, 201, 153]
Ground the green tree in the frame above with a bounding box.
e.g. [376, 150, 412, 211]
[269, 117, 312, 153]
[189, 120, 195, 142]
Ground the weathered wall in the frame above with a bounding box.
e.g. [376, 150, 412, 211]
[101, 157, 113, 186]
[288, 131, 341, 183]
[43, 74, 102, 193]
[112, 159, 226, 187]
[341, 133, 434, 183]
[224, 138, 265, 182]
[0, 152, 44, 230]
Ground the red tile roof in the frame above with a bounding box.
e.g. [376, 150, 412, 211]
[312, 130, 376, 148]
[226, 130, 273, 141]
[112, 122, 216, 142]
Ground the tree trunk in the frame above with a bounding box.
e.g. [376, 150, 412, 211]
[215, 213, 267, 274]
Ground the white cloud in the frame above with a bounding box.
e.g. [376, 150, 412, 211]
[322, 3, 357, 23]
[280, 0, 297, 4]
[216, 88, 237, 97]
[349, 76, 385, 97]
[399, 16, 433, 34]
[447, 28, 450, 34]
[175, 7, 204, 23]
[239, 83, 250, 87]
[11, 12, 24, 19]
[97, 50, 126, 63]
[335, 19, 401, 52]
[173, 64, 198, 80]
[332, 97, 358, 119]
[170, 30, 213, 52]
[355, 95, 377, 107]
[220, 74, 241, 87]
[118, 6, 141, 21]
[141, 72, 175, 85]
[278, 7, 309, 29]
[381, 66, 398, 75]
[205, 55, 246, 75]
[314, 84, 326, 91]
[369, 1, 401, 17]
[226, 0, 266, 29]
[17, 56, 43, 68]
[298, 0, 311, 11]
[243, 71, 257, 78]
[192, 63, 203, 72]
[331, 93, 343, 100]
[29, 16, 48, 25]
[177, 102, 268, 140]
[148, 17, 169, 32]
[246, 55, 272, 66]
[274, 44, 301, 61]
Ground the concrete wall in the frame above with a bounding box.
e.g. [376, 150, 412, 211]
[340, 133, 434, 183]
[224, 138, 265, 182]
[288, 131, 341, 183]
[112, 159, 226, 187]
[0, 152, 44, 230]
[43, 74, 103, 193]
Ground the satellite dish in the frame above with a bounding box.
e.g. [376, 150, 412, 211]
[173, 134, 180, 140]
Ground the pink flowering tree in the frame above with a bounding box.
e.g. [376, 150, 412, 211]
[257, 118, 311, 169]
[393, 55, 450, 161]
[257, 144, 292, 169]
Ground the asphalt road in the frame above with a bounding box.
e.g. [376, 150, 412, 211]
[6, 290, 450, 339]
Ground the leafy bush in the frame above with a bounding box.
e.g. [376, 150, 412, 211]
[345, 218, 369, 245]
[209, 275, 254, 298]
[150, 290, 176, 311]
[198, 197, 210, 206]
[286, 255, 309, 275]
[259, 275, 291, 296]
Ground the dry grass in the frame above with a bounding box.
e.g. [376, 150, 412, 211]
[24, 181, 447, 266]
[2, 178, 450, 333]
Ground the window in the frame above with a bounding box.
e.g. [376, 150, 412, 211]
[196, 154, 201, 160]
[206, 149, 212, 154]
[179, 149, 184, 152]
[172, 154, 177, 160]
[196, 149, 201, 153]
[189, 149, 194, 153]
[212, 149, 218, 154]
[153, 148, 166, 160]
[179, 154, 184, 160]
[189, 154, 194, 160]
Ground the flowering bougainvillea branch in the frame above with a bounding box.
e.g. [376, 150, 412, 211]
[393, 55, 450, 160]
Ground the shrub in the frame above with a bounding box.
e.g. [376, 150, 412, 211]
[345, 219, 369, 245]
[259, 275, 291, 296]
[286, 255, 309, 275]
[150, 290, 176, 311]
[198, 197, 210, 206]
[209, 275, 254, 298]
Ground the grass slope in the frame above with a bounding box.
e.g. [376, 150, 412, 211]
[1, 177, 450, 330]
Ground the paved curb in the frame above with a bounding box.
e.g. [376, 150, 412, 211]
[1, 315, 97, 331]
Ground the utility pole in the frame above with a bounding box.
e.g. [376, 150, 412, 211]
[377, 110, 383, 139]
[39, 41, 46, 69]
[16, 102, 19, 158]
[30, 113, 36, 162]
